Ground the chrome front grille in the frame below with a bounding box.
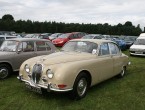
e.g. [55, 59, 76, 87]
[32, 64, 42, 84]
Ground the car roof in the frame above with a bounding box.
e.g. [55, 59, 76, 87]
[0, 35, 17, 37]
[5, 38, 51, 42]
[70, 39, 115, 44]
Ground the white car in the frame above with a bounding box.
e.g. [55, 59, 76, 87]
[0, 35, 17, 46]
[129, 33, 145, 56]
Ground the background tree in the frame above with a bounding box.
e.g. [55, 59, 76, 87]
[2, 14, 14, 21]
[0, 14, 143, 36]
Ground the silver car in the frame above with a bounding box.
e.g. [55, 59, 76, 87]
[0, 38, 57, 79]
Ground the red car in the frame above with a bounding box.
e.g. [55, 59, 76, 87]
[52, 32, 86, 46]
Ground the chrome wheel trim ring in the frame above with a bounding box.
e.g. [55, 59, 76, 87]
[0, 67, 8, 79]
[77, 78, 87, 97]
[121, 67, 125, 76]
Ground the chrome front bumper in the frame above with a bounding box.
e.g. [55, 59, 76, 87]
[17, 75, 73, 92]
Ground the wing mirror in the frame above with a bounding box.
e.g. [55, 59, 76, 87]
[92, 49, 97, 54]
[16, 49, 22, 54]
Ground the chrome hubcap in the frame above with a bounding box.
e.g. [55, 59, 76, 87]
[77, 78, 87, 96]
[121, 68, 125, 76]
[0, 68, 8, 79]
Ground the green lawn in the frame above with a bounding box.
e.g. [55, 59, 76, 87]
[0, 51, 145, 110]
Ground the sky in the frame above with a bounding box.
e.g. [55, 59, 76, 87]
[0, 0, 145, 29]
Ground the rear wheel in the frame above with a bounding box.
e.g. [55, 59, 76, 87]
[70, 72, 89, 100]
[118, 66, 126, 78]
[0, 64, 12, 79]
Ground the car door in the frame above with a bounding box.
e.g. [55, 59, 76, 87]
[35, 41, 53, 56]
[13, 41, 37, 70]
[108, 42, 122, 75]
[97, 43, 114, 82]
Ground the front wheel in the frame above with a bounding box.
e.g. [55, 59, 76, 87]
[70, 73, 89, 100]
[0, 64, 12, 79]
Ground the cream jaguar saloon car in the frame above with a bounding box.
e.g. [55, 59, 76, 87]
[0, 38, 57, 79]
[18, 39, 130, 100]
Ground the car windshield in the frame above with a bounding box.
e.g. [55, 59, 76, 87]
[0, 40, 18, 52]
[124, 37, 136, 41]
[134, 39, 145, 45]
[82, 35, 94, 39]
[62, 41, 98, 54]
[49, 34, 58, 39]
[58, 34, 69, 38]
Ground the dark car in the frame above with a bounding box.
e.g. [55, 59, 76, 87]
[38, 33, 52, 40]
[52, 32, 86, 46]
[111, 38, 126, 51]
[0, 38, 57, 79]
[124, 36, 137, 49]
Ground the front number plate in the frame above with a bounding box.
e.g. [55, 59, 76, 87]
[135, 51, 143, 54]
[26, 84, 42, 94]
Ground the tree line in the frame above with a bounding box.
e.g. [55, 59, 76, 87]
[0, 14, 143, 36]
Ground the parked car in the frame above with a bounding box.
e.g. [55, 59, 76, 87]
[101, 35, 111, 40]
[129, 34, 145, 56]
[111, 38, 126, 51]
[0, 38, 57, 79]
[49, 33, 63, 41]
[0, 31, 16, 36]
[24, 34, 35, 38]
[18, 39, 130, 100]
[38, 33, 52, 40]
[0, 35, 17, 46]
[124, 36, 137, 49]
[52, 32, 86, 46]
[82, 34, 102, 39]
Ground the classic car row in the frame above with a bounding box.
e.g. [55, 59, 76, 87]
[4, 32, 145, 99]
[12, 32, 135, 49]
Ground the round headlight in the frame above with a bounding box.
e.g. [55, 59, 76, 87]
[25, 64, 30, 73]
[47, 69, 54, 79]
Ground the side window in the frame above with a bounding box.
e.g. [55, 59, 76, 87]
[77, 33, 81, 38]
[99, 43, 110, 55]
[75, 34, 79, 38]
[109, 43, 120, 55]
[36, 41, 51, 51]
[69, 35, 75, 39]
[0, 37, 5, 46]
[45, 42, 51, 51]
[20, 41, 34, 52]
[94, 36, 101, 39]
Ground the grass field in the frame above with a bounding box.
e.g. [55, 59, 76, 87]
[0, 51, 145, 110]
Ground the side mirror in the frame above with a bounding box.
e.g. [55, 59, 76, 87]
[16, 49, 22, 54]
[92, 49, 97, 54]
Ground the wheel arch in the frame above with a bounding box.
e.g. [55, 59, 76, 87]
[75, 70, 92, 87]
[0, 62, 13, 72]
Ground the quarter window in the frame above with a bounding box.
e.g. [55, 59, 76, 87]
[99, 43, 110, 55]
[36, 41, 51, 51]
[19, 41, 34, 52]
[109, 43, 120, 55]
